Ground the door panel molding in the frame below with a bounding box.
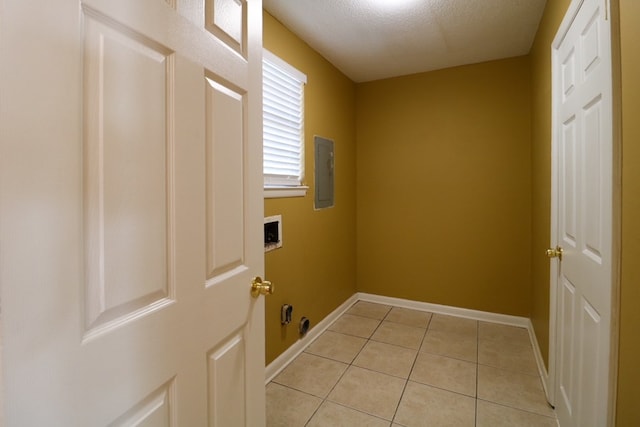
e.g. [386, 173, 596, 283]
[549, 1, 619, 426]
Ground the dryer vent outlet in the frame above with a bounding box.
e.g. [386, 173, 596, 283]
[299, 317, 310, 336]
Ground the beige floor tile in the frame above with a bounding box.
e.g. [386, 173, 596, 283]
[394, 381, 475, 427]
[479, 322, 531, 347]
[307, 401, 391, 427]
[477, 365, 554, 417]
[476, 400, 557, 427]
[305, 331, 367, 363]
[478, 339, 538, 375]
[371, 321, 425, 350]
[270, 309, 557, 427]
[420, 328, 478, 362]
[384, 307, 432, 328]
[329, 313, 381, 338]
[266, 383, 322, 427]
[478, 322, 538, 374]
[429, 314, 478, 335]
[353, 340, 418, 378]
[273, 353, 348, 398]
[347, 301, 392, 320]
[327, 366, 406, 420]
[410, 352, 477, 397]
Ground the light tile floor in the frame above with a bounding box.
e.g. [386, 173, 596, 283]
[267, 301, 558, 427]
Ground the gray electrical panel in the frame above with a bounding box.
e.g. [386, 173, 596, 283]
[314, 136, 334, 209]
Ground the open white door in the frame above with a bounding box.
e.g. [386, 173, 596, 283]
[549, 0, 614, 426]
[0, 0, 266, 425]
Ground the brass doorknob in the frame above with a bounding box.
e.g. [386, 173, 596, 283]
[546, 246, 563, 261]
[251, 277, 274, 298]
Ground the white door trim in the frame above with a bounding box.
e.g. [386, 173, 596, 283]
[548, 1, 620, 426]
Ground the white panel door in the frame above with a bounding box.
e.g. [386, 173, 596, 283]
[0, 0, 266, 425]
[550, 0, 613, 426]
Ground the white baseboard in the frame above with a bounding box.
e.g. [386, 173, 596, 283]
[527, 318, 551, 403]
[265, 292, 550, 398]
[357, 293, 530, 327]
[264, 293, 359, 384]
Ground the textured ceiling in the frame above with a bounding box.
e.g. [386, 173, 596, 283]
[263, 0, 547, 82]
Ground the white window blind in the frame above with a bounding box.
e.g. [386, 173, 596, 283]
[263, 50, 307, 187]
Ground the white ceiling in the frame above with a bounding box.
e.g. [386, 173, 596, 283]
[263, 0, 547, 83]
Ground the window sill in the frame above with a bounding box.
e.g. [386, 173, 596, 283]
[264, 186, 308, 199]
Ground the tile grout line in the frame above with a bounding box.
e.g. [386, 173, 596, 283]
[390, 312, 432, 425]
[303, 321, 372, 426]
[306, 303, 393, 425]
[475, 322, 557, 422]
[340, 303, 431, 424]
[475, 398, 559, 419]
[380, 306, 405, 426]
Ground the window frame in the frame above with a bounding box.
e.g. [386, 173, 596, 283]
[262, 49, 308, 198]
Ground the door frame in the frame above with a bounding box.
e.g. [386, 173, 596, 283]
[548, 0, 621, 426]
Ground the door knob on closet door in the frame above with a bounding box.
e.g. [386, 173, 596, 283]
[251, 277, 274, 297]
[546, 246, 563, 261]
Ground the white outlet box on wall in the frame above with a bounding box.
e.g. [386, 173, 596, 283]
[264, 215, 282, 252]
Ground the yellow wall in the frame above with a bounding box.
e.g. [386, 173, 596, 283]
[617, 1, 640, 424]
[263, 12, 357, 365]
[356, 58, 532, 316]
[266, 6, 640, 422]
[529, 0, 571, 369]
